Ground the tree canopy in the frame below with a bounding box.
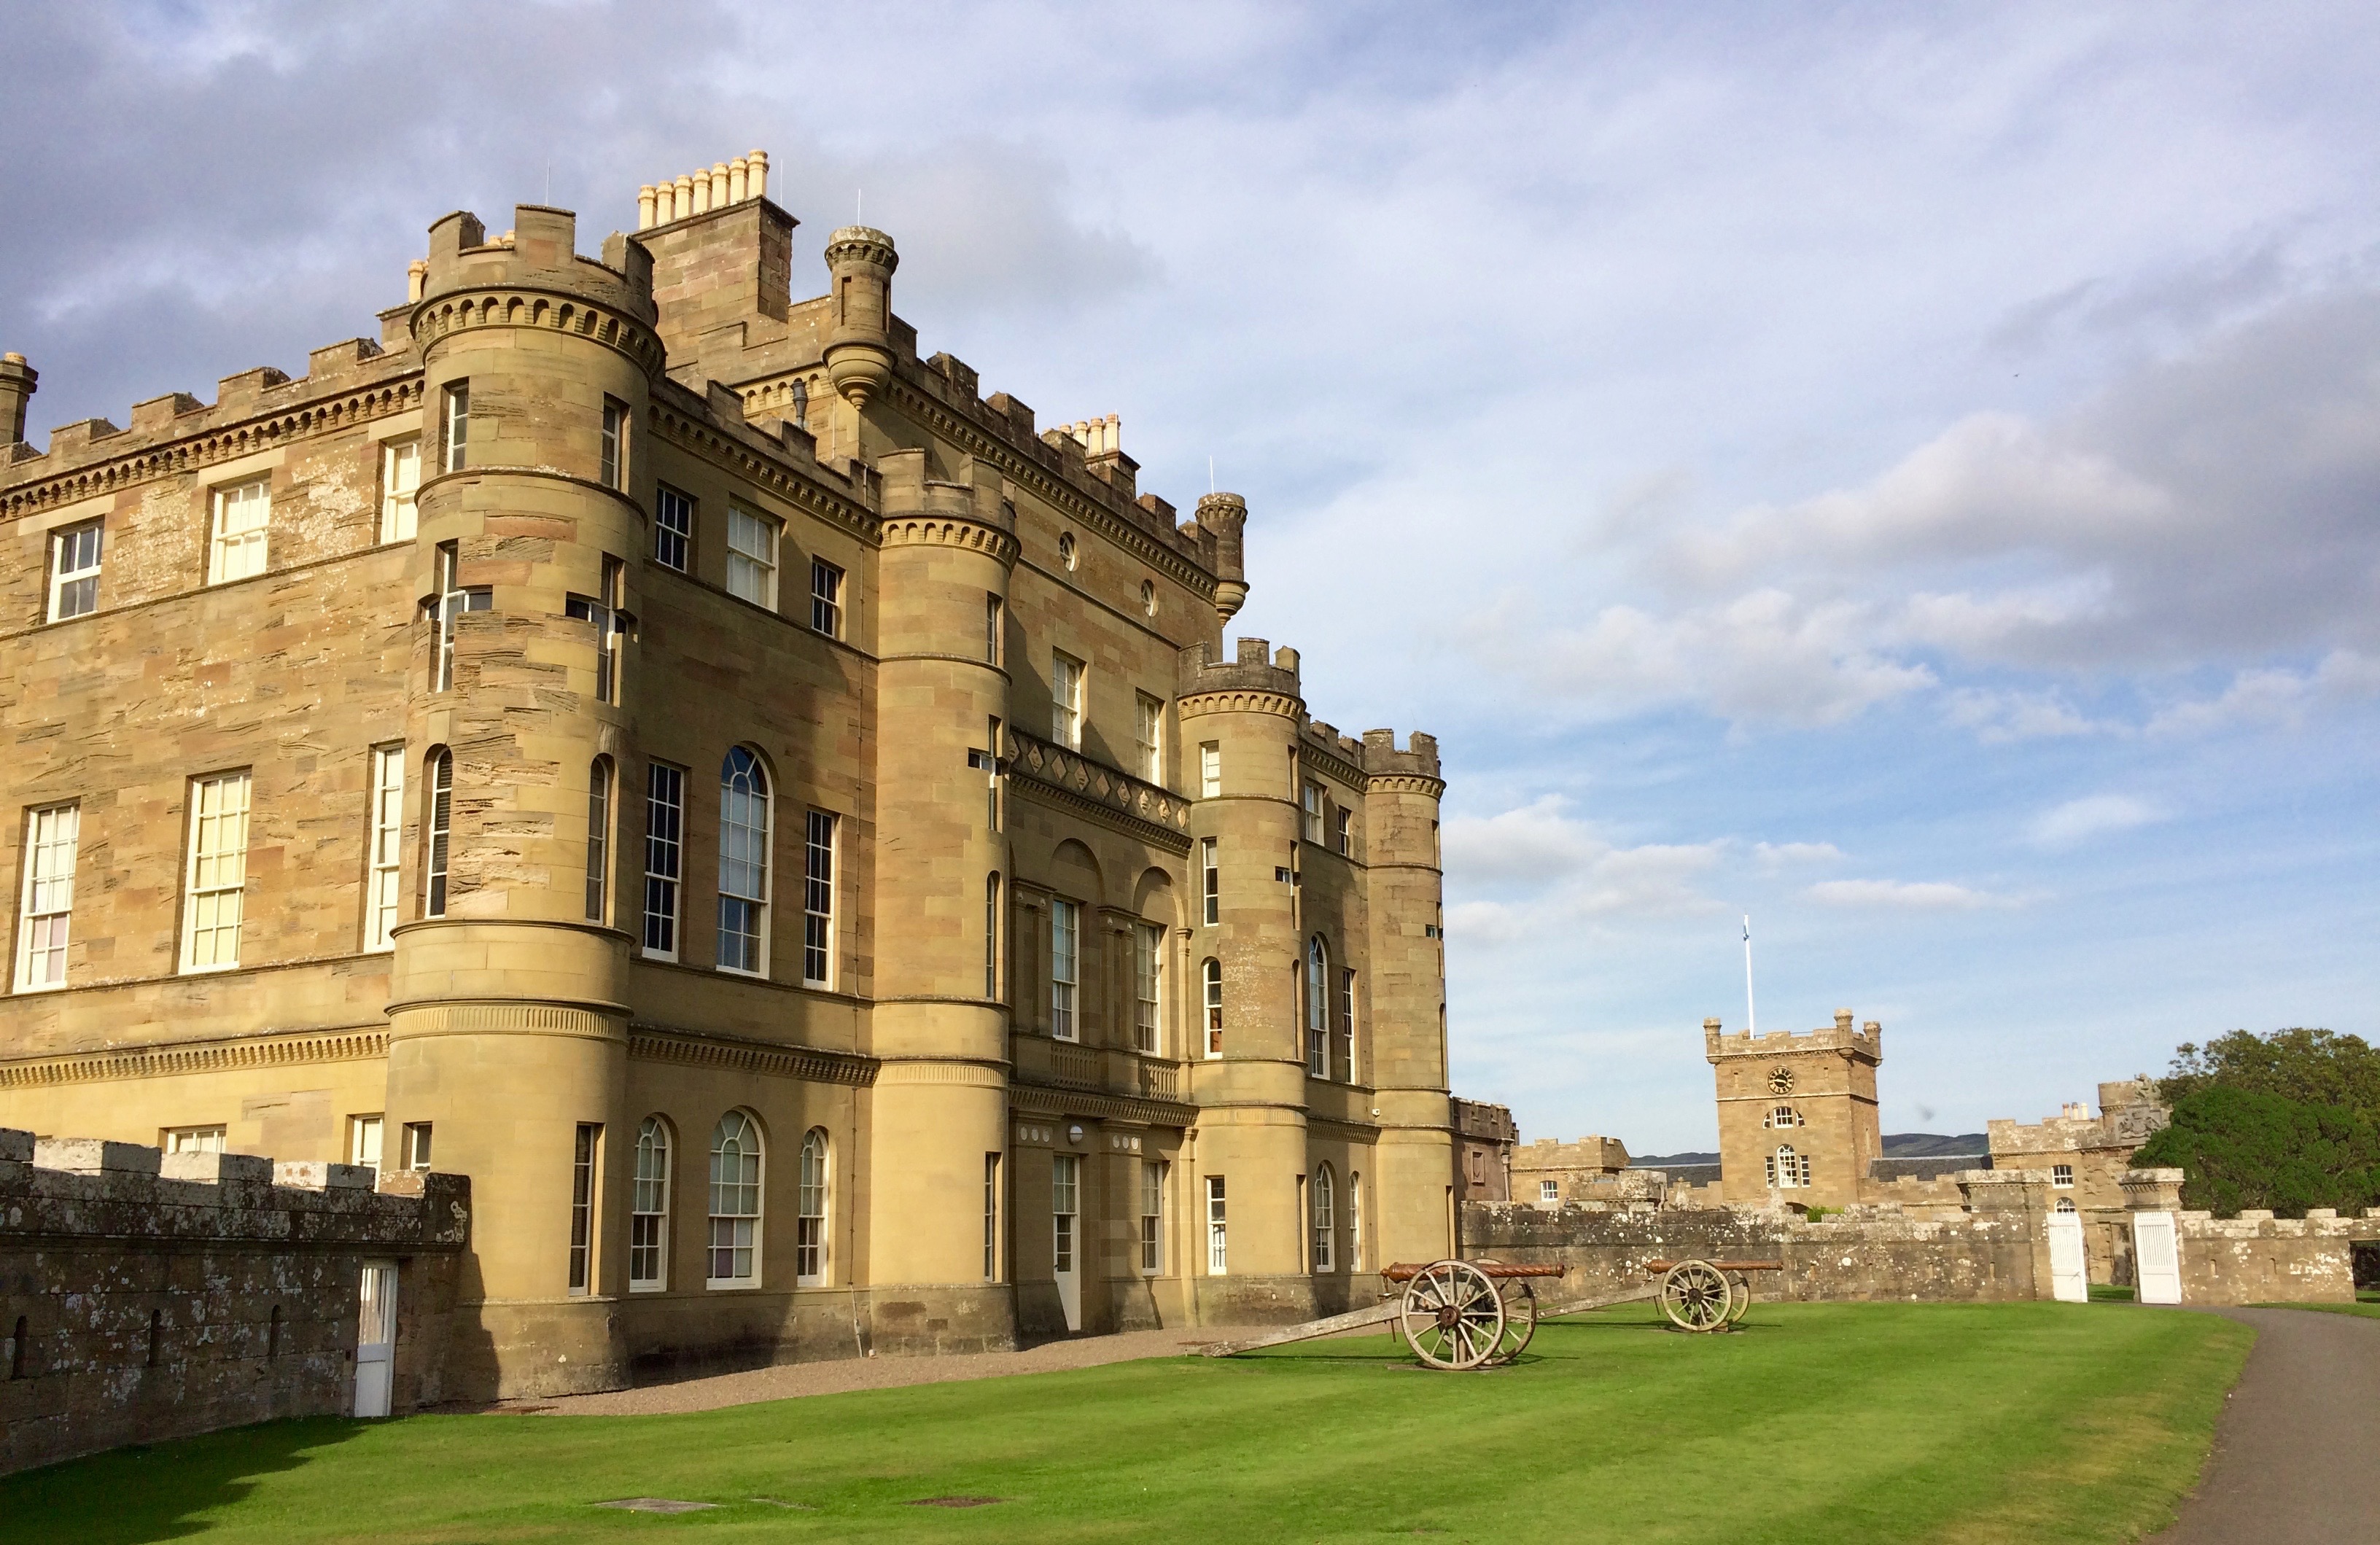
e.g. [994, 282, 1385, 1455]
[2158, 1027, 2380, 1120]
[2131, 1086, 2380, 1218]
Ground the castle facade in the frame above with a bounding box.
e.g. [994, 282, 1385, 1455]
[0, 152, 1454, 1398]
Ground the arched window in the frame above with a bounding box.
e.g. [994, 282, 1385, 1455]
[2055, 1196, 2078, 1215]
[718, 748, 770, 974]
[585, 758, 612, 923]
[1765, 1105, 1798, 1129]
[707, 1112, 762, 1288]
[796, 1129, 829, 1285]
[1304, 938, 1329, 1077]
[1312, 1163, 1336, 1272]
[424, 748, 454, 917]
[630, 1116, 671, 1290]
[1765, 1145, 1809, 1189]
[1202, 957, 1223, 1059]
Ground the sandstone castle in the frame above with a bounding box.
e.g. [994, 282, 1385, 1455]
[0, 151, 1456, 1400]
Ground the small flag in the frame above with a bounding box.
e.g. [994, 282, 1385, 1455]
[1742, 916, 1751, 943]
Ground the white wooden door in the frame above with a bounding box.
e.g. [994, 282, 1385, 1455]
[352, 1261, 398, 1417]
[2045, 1210, 2088, 1302]
[2133, 1211, 2182, 1305]
[1052, 1155, 1082, 1333]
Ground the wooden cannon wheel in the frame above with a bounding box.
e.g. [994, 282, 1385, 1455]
[1658, 1258, 1735, 1333]
[1724, 1271, 1752, 1326]
[1397, 1259, 1506, 1369]
[1469, 1259, 1541, 1363]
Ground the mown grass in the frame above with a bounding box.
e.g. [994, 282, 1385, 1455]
[0, 1302, 2249, 1545]
[2252, 1299, 2380, 1319]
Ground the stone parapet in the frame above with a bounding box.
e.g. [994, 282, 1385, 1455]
[1, 1127, 470, 1476]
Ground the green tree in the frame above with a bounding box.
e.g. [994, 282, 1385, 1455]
[2131, 1086, 2380, 1218]
[2158, 1027, 2380, 1119]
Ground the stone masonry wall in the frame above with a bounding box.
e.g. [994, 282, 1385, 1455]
[0, 1127, 469, 1476]
[2170, 1208, 2377, 1305]
[1464, 1191, 2047, 1307]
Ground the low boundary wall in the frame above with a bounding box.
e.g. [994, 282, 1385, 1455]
[0, 1127, 470, 1476]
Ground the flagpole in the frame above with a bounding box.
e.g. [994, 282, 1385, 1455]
[1743, 915, 1756, 1035]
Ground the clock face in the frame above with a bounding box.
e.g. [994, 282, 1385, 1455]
[1768, 1067, 1794, 1095]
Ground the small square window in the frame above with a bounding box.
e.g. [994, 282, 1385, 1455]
[1539, 1180, 1559, 1204]
[2052, 1164, 2074, 1188]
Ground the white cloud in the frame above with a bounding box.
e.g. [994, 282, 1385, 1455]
[2028, 795, 2169, 848]
[2146, 649, 2380, 736]
[1754, 841, 1844, 867]
[1941, 688, 2120, 744]
[1805, 879, 2026, 910]
[1442, 796, 1725, 941]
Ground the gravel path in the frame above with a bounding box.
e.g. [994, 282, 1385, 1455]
[486, 1326, 1310, 1417]
[2150, 1307, 2380, 1544]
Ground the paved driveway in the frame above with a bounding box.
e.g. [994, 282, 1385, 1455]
[2151, 1307, 2379, 1544]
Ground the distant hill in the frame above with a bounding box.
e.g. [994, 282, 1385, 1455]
[1882, 1132, 1988, 1158]
[1627, 1133, 1986, 1170]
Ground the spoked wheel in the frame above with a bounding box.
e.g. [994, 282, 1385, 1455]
[1493, 1280, 1539, 1363]
[1399, 1259, 1506, 1369]
[1659, 1258, 1735, 1333]
[1724, 1272, 1751, 1326]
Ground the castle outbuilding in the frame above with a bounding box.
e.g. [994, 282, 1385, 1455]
[0, 153, 1455, 1400]
[1704, 1011, 1886, 1209]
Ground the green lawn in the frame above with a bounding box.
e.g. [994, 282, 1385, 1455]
[0, 1303, 2249, 1545]
[2252, 1300, 2380, 1319]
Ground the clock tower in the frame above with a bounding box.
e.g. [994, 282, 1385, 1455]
[1702, 1011, 1884, 1208]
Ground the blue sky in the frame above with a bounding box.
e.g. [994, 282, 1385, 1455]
[5, 1, 2377, 1151]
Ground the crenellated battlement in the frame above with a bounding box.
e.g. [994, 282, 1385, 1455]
[419, 205, 656, 329]
[1703, 1010, 1882, 1063]
[1359, 727, 1441, 782]
[1178, 634, 1304, 710]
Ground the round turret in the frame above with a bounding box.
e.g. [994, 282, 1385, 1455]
[822, 225, 899, 407]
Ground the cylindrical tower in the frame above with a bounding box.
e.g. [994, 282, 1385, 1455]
[863, 445, 1020, 1352]
[1178, 618, 1316, 1323]
[1359, 728, 1454, 1266]
[385, 205, 661, 1397]
[821, 225, 898, 410]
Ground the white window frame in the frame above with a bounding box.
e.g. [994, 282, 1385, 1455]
[716, 747, 771, 977]
[349, 1115, 384, 1170]
[1349, 1171, 1363, 1270]
[1200, 836, 1218, 926]
[2052, 1164, 2075, 1189]
[16, 801, 79, 991]
[180, 771, 251, 973]
[585, 758, 612, 925]
[1199, 742, 1220, 798]
[1051, 653, 1084, 750]
[1135, 693, 1163, 785]
[164, 1126, 226, 1155]
[48, 522, 102, 621]
[402, 1122, 433, 1171]
[569, 1121, 599, 1296]
[1539, 1180, 1560, 1205]
[1304, 937, 1329, 1078]
[1133, 922, 1162, 1054]
[810, 558, 844, 637]
[364, 747, 404, 951]
[1302, 782, 1324, 844]
[1312, 1165, 1335, 1272]
[423, 750, 454, 919]
[1140, 1159, 1167, 1275]
[630, 1116, 671, 1291]
[1339, 968, 1356, 1083]
[654, 484, 693, 571]
[802, 810, 836, 986]
[796, 1128, 828, 1286]
[1053, 1153, 1081, 1278]
[1050, 898, 1080, 1040]
[1202, 956, 1223, 1058]
[599, 398, 625, 490]
[441, 381, 468, 472]
[431, 543, 490, 693]
[983, 1152, 1002, 1282]
[706, 1110, 763, 1290]
[643, 763, 685, 960]
[1206, 1175, 1226, 1274]
[207, 478, 270, 585]
[726, 505, 779, 608]
[379, 438, 421, 543]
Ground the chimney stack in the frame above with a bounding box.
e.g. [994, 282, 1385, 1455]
[0, 352, 36, 449]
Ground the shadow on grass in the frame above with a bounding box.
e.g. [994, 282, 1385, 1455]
[0, 1417, 365, 1545]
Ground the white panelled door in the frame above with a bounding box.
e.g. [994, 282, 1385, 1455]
[2045, 1210, 2088, 1303]
[1053, 1155, 1082, 1333]
[353, 1261, 398, 1417]
[2133, 1212, 2183, 1305]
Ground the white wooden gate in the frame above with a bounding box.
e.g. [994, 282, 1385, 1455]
[2132, 1211, 2182, 1305]
[2045, 1210, 2089, 1302]
[352, 1261, 398, 1418]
